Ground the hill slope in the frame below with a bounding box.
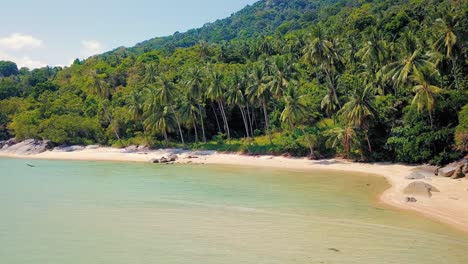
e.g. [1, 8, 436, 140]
[123, 0, 338, 53]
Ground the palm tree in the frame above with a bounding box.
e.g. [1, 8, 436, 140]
[154, 76, 185, 145]
[267, 56, 298, 98]
[357, 28, 389, 94]
[186, 68, 207, 142]
[325, 126, 358, 159]
[144, 105, 176, 147]
[432, 10, 461, 89]
[207, 71, 230, 140]
[126, 89, 148, 141]
[303, 27, 342, 109]
[199, 40, 211, 62]
[226, 72, 250, 138]
[339, 84, 376, 152]
[411, 68, 443, 127]
[281, 86, 315, 157]
[257, 36, 275, 56]
[88, 70, 110, 99]
[357, 28, 388, 69]
[247, 64, 272, 144]
[383, 32, 434, 94]
[143, 64, 159, 85]
[179, 95, 201, 142]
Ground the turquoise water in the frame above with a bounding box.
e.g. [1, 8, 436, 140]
[0, 158, 467, 263]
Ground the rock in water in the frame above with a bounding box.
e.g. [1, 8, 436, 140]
[403, 181, 440, 198]
[150, 159, 160, 164]
[159, 157, 169, 163]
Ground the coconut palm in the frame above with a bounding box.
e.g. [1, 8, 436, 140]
[339, 84, 376, 152]
[126, 89, 148, 141]
[267, 55, 298, 98]
[383, 32, 434, 94]
[226, 72, 250, 138]
[144, 105, 176, 147]
[186, 68, 207, 142]
[432, 10, 461, 89]
[303, 27, 341, 109]
[247, 64, 273, 144]
[281, 86, 315, 157]
[207, 71, 230, 140]
[257, 36, 275, 56]
[179, 95, 201, 142]
[143, 64, 159, 85]
[325, 126, 358, 159]
[88, 70, 110, 99]
[357, 28, 388, 69]
[154, 76, 185, 145]
[411, 68, 443, 127]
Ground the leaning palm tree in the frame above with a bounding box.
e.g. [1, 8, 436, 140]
[410, 68, 443, 127]
[247, 64, 273, 144]
[186, 68, 207, 142]
[207, 71, 230, 140]
[281, 86, 315, 157]
[339, 84, 376, 152]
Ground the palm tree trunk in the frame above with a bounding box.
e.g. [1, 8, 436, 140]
[211, 103, 222, 133]
[198, 104, 206, 143]
[192, 113, 199, 142]
[324, 67, 341, 108]
[246, 103, 254, 137]
[301, 127, 314, 158]
[218, 101, 230, 140]
[451, 57, 460, 90]
[239, 106, 250, 138]
[163, 130, 169, 147]
[170, 106, 185, 146]
[429, 111, 434, 128]
[113, 129, 121, 141]
[365, 132, 372, 153]
[262, 101, 272, 144]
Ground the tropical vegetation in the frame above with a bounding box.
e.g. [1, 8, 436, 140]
[0, 0, 466, 165]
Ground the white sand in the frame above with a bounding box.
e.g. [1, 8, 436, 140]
[1, 147, 468, 232]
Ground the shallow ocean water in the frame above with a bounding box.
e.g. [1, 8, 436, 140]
[0, 158, 467, 263]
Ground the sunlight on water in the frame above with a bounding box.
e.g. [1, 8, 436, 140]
[0, 158, 467, 263]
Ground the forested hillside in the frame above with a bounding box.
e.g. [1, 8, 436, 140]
[0, 0, 466, 165]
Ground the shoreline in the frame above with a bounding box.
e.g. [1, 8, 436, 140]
[1, 146, 468, 233]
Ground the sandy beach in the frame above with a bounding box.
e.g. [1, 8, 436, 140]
[1, 146, 468, 233]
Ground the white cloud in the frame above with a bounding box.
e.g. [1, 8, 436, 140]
[0, 33, 43, 50]
[81, 40, 104, 58]
[0, 51, 47, 69]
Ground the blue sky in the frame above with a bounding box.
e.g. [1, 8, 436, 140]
[0, 0, 258, 68]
